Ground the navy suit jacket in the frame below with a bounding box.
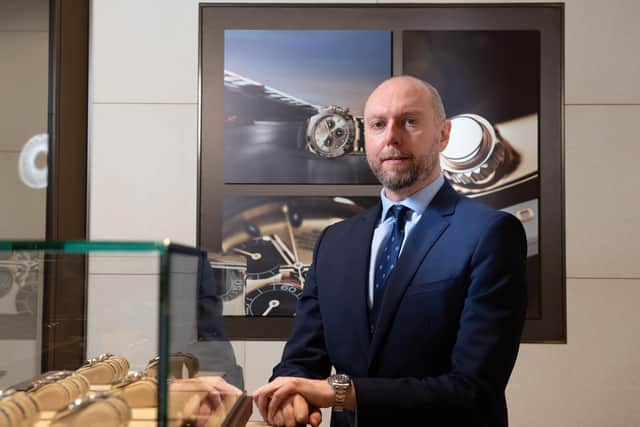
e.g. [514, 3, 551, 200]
[272, 182, 528, 427]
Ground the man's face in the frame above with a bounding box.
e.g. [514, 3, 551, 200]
[364, 78, 450, 200]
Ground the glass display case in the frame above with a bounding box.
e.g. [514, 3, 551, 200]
[0, 240, 251, 427]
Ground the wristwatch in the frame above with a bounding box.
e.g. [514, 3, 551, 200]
[306, 106, 364, 158]
[51, 391, 131, 427]
[327, 374, 351, 412]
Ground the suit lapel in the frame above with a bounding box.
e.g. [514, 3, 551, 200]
[368, 182, 459, 367]
[343, 203, 380, 364]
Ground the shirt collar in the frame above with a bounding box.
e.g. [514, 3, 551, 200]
[379, 175, 445, 222]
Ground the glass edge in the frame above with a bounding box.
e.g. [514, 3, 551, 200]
[0, 240, 170, 253]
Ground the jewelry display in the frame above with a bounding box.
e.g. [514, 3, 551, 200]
[40, 372, 90, 397]
[110, 372, 157, 408]
[75, 354, 129, 385]
[143, 353, 200, 380]
[0, 388, 40, 427]
[50, 392, 130, 427]
[28, 379, 74, 411]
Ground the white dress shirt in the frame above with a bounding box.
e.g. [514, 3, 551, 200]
[367, 175, 445, 308]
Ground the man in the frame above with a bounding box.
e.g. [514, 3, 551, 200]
[253, 76, 527, 427]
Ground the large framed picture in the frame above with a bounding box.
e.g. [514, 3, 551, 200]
[199, 4, 564, 342]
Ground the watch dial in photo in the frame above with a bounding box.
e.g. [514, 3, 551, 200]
[223, 30, 391, 184]
[403, 30, 541, 317]
[211, 196, 378, 316]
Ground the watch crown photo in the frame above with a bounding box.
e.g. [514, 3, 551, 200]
[441, 114, 518, 190]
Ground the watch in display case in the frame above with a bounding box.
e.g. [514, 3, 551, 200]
[143, 352, 200, 380]
[50, 391, 131, 427]
[306, 105, 364, 158]
[0, 388, 40, 427]
[75, 354, 128, 386]
[110, 372, 157, 408]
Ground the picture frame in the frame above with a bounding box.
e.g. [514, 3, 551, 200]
[199, 3, 564, 343]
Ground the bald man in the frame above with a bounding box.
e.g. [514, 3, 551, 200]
[253, 76, 527, 427]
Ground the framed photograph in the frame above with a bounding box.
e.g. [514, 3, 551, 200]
[199, 4, 564, 342]
[214, 196, 378, 317]
[223, 30, 390, 184]
[403, 30, 542, 318]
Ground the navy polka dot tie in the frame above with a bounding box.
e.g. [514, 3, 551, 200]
[373, 204, 411, 310]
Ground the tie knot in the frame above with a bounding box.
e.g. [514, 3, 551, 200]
[387, 204, 411, 223]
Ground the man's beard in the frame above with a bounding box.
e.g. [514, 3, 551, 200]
[368, 147, 440, 191]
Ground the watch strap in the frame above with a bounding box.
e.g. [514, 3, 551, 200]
[31, 381, 73, 411]
[328, 374, 351, 412]
[51, 392, 131, 427]
[75, 361, 118, 385]
[113, 378, 157, 408]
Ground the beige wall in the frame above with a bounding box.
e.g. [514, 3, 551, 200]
[0, 0, 48, 239]
[89, 1, 640, 425]
[0, 0, 48, 388]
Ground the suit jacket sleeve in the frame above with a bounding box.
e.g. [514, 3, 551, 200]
[353, 212, 528, 419]
[270, 227, 333, 381]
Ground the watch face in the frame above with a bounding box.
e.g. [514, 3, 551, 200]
[245, 282, 303, 316]
[441, 114, 496, 172]
[307, 108, 356, 158]
[329, 373, 351, 386]
[218, 196, 378, 316]
[231, 237, 283, 280]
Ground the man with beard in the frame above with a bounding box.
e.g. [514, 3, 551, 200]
[253, 76, 527, 427]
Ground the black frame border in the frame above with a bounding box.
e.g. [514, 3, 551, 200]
[198, 3, 566, 343]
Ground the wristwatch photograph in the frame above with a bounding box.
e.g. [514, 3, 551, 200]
[221, 29, 390, 185]
[306, 105, 365, 158]
[214, 196, 378, 316]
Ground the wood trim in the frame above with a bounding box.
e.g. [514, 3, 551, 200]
[42, 0, 89, 371]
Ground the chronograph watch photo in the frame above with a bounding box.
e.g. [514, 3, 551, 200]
[210, 197, 376, 317]
[232, 231, 306, 317]
[210, 235, 306, 317]
[305, 105, 365, 158]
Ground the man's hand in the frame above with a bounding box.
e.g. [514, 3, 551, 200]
[266, 393, 322, 427]
[253, 377, 337, 425]
[169, 376, 243, 427]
